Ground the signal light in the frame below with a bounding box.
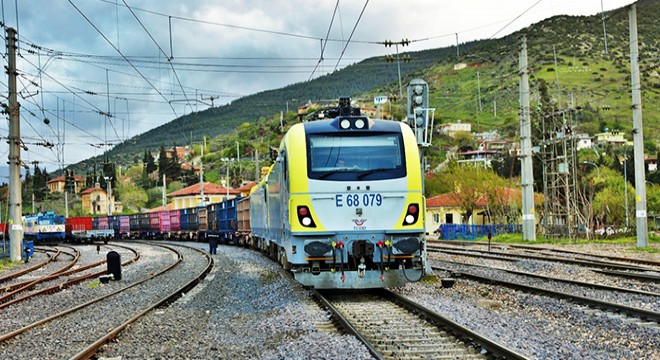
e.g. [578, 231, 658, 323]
[297, 205, 316, 228]
[402, 203, 420, 226]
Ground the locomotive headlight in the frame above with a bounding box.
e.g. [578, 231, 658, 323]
[340, 119, 351, 129]
[302, 217, 312, 226]
[405, 214, 415, 224]
[354, 118, 365, 129]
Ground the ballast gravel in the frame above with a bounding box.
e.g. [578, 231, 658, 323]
[96, 243, 373, 360]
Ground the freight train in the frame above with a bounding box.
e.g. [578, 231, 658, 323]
[22, 98, 427, 289]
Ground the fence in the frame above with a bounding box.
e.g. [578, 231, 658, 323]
[438, 224, 522, 240]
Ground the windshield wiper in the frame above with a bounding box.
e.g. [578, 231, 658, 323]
[318, 168, 352, 179]
[357, 168, 391, 179]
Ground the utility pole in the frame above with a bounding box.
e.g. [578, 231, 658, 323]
[601, 0, 609, 55]
[477, 72, 482, 112]
[628, 4, 648, 247]
[7, 28, 23, 262]
[382, 39, 410, 98]
[236, 141, 241, 181]
[254, 149, 259, 181]
[162, 174, 167, 208]
[105, 177, 113, 216]
[519, 36, 536, 241]
[199, 143, 205, 206]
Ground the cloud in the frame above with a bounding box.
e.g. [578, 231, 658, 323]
[0, 0, 634, 171]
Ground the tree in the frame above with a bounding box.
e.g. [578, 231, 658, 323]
[115, 181, 148, 211]
[592, 167, 633, 228]
[158, 145, 171, 181]
[32, 166, 48, 201]
[143, 149, 156, 175]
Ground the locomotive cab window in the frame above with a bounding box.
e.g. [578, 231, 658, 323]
[307, 133, 406, 181]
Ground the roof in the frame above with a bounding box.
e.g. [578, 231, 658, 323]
[48, 175, 85, 183]
[80, 187, 106, 195]
[167, 182, 241, 197]
[235, 181, 257, 193]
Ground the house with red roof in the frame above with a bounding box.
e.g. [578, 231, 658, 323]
[47, 175, 86, 193]
[167, 182, 241, 210]
[425, 187, 525, 234]
[80, 186, 122, 215]
[235, 181, 257, 197]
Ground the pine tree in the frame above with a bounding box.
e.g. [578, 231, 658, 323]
[158, 145, 170, 181]
[143, 149, 156, 175]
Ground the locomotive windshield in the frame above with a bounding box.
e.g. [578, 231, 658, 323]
[307, 133, 406, 181]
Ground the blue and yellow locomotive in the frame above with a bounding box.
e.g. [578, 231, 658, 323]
[23, 211, 66, 243]
[251, 99, 426, 288]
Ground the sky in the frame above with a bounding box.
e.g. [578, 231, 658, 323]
[0, 0, 638, 176]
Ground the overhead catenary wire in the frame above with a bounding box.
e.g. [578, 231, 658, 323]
[121, 0, 193, 111]
[333, 0, 369, 72]
[67, 0, 179, 118]
[308, 0, 340, 81]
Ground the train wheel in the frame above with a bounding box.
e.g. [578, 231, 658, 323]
[268, 243, 277, 261]
[279, 250, 291, 270]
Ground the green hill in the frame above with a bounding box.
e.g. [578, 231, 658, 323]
[73, 0, 660, 174]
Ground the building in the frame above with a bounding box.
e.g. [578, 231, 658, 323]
[425, 192, 488, 234]
[166, 146, 192, 160]
[80, 186, 122, 215]
[478, 139, 518, 156]
[593, 131, 628, 147]
[575, 133, 593, 151]
[425, 187, 525, 234]
[438, 121, 471, 138]
[167, 182, 241, 210]
[645, 156, 658, 172]
[456, 149, 498, 167]
[47, 175, 86, 193]
[235, 181, 257, 197]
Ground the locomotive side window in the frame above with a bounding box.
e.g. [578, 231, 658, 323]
[307, 133, 406, 181]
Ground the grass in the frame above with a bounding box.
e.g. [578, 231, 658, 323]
[0, 258, 20, 274]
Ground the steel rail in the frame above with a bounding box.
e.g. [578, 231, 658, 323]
[432, 265, 660, 323]
[70, 243, 213, 360]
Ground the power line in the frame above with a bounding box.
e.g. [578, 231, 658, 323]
[333, 0, 370, 72]
[121, 0, 193, 111]
[308, 0, 340, 81]
[67, 0, 179, 118]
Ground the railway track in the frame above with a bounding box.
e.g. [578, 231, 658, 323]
[0, 242, 212, 359]
[427, 243, 659, 282]
[0, 246, 65, 283]
[314, 288, 527, 359]
[431, 263, 660, 323]
[429, 239, 660, 268]
[0, 244, 139, 309]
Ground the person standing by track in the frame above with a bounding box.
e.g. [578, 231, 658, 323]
[208, 233, 218, 255]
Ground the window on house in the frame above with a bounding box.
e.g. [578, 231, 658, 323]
[433, 214, 439, 223]
[445, 213, 453, 224]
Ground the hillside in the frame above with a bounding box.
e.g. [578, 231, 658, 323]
[72, 0, 660, 175]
